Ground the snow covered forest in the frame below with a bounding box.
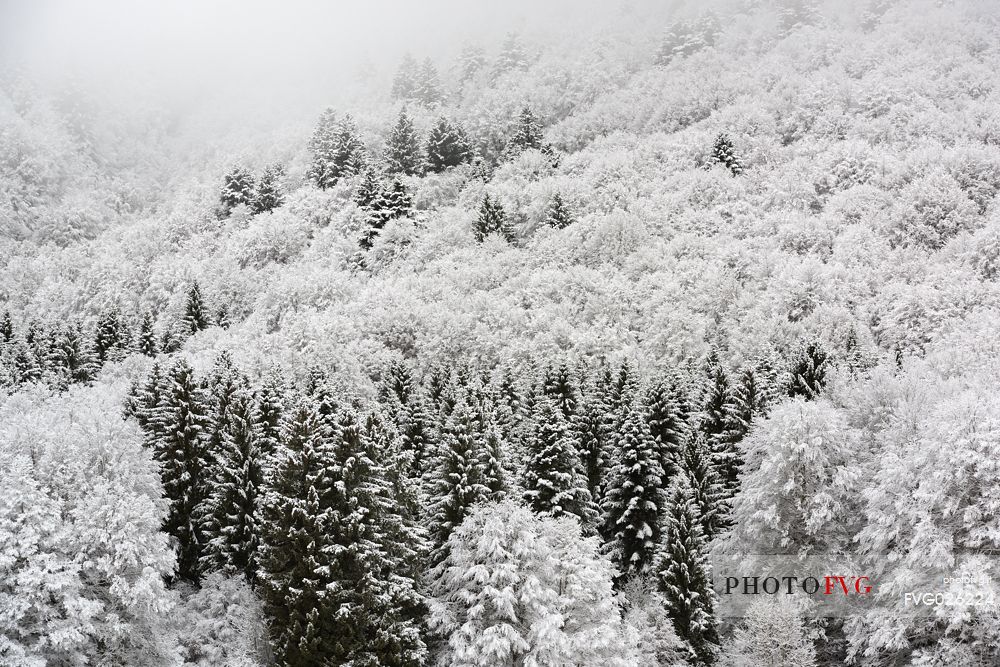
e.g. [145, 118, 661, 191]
[3, 0, 1000, 664]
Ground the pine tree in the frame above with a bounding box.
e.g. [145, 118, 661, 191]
[573, 389, 614, 506]
[329, 114, 366, 183]
[251, 164, 284, 214]
[602, 405, 666, 581]
[657, 480, 719, 665]
[425, 117, 472, 172]
[219, 164, 255, 215]
[391, 53, 419, 101]
[361, 178, 412, 250]
[495, 32, 528, 73]
[729, 365, 774, 441]
[200, 389, 262, 583]
[354, 168, 382, 213]
[644, 374, 689, 481]
[700, 364, 742, 496]
[473, 193, 513, 243]
[45, 322, 98, 387]
[124, 361, 165, 430]
[545, 192, 573, 229]
[506, 106, 544, 156]
[788, 341, 828, 400]
[135, 311, 157, 356]
[0, 310, 13, 344]
[307, 107, 340, 189]
[182, 281, 210, 335]
[678, 432, 727, 541]
[384, 108, 423, 176]
[415, 57, 443, 106]
[255, 372, 284, 461]
[523, 396, 598, 529]
[542, 361, 578, 420]
[94, 306, 129, 361]
[151, 359, 212, 581]
[711, 133, 743, 176]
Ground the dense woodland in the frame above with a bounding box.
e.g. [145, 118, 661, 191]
[3, 0, 1000, 664]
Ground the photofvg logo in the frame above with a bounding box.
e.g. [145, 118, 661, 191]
[709, 553, 1000, 619]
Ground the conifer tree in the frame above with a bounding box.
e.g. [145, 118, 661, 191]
[496, 32, 528, 73]
[457, 43, 487, 82]
[523, 397, 598, 529]
[478, 416, 509, 502]
[788, 341, 829, 400]
[573, 389, 614, 506]
[644, 374, 689, 480]
[415, 57, 443, 106]
[473, 193, 513, 243]
[307, 107, 339, 189]
[204, 352, 249, 468]
[354, 167, 382, 210]
[679, 432, 727, 541]
[700, 364, 742, 495]
[545, 192, 573, 229]
[657, 479, 719, 665]
[135, 311, 157, 356]
[45, 322, 98, 387]
[384, 108, 423, 176]
[94, 306, 129, 361]
[603, 405, 666, 581]
[151, 359, 212, 581]
[361, 179, 412, 250]
[219, 164, 255, 215]
[255, 373, 284, 461]
[332, 114, 366, 182]
[251, 164, 284, 214]
[391, 53, 419, 101]
[12, 340, 42, 384]
[124, 361, 165, 430]
[183, 281, 210, 335]
[542, 361, 578, 420]
[711, 133, 743, 176]
[609, 360, 640, 429]
[425, 117, 472, 172]
[729, 365, 774, 441]
[507, 106, 544, 155]
[0, 310, 13, 344]
[200, 389, 262, 583]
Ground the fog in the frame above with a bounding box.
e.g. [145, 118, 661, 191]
[2, 0, 645, 120]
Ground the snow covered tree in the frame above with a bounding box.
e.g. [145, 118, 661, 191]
[710, 133, 743, 176]
[542, 360, 578, 420]
[135, 311, 158, 356]
[728, 364, 774, 441]
[200, 389, 262, 583]
[384, 108, 423, 176]
[779, 0, 822, 36]
[473, 192, 513, 243]
[307, 107, 339, 189]
[506, 106, 544, 156]
[657, 479, 718, 666]
[427, 500, 627, 666]
[457, 43, 487, 82]
[251, 163, 284, 214]
[621, 578, 694, 667]
[182, 281, 210, 335]
[718, 598, 816, 667]
[426, 117, 472, 172]
[0, 310, 13, 343]
[699, 364, 742, 496]
[44, 322, 98, 387]
[415, 57, 443, 106]
[787, 341, 828, 400]
[255, 372, 284, 460]
[219, 164, 255, 215]
[545, 192, 573, 229]
[94, 305, 129, 361]
[644, 373, 690, 481]
[523, 396, 597, 529]
[603, 404, 666, 582]
[361, 178, 412, 250]
[150, 359, 212, 581]
[354, 166, 381, 210]
[391, 53, 419, 101]
[495, 32, 528, 73]
[678, 432, 727, 541]
[573, 389, 614, 507]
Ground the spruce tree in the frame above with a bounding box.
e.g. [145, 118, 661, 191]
[678, 432, 727, 541]
[44, 322, 98, 388]
[12, 340, 42, 384]
[124, 361, 165, 431]
[473, 193, 513, 243]
[361, 179, 412, 250]
[307, 107, 339, 189]
[219, 164, 255, 215]
[94, 306, 129, 361]
[545, 192, 573, 229]
[700, 364, 741, 496]
[183, 281, 209, 335]
[602, 405, 666, 582]
[425, 117, 472, 172]
[391, 53, 419, 101]
[135, 311, 158, 356]
[251, 164, 284, 214]
[711, 133, 743, 176]
[415, 57, 443, 106]
[507, 106, 544, 155]
[332, 115, 365, 182]
[151, 359, 212, 581]
[354, 167, 382, 210]
[523, 396, 597, 529]
[457, 43, 487, 82]
[788, 341, 829, 400]
[384, 108, 423, 176]
[200, 389, 262, 583]
[542, 361, 578, 420]
[657, 479, 719, 665]
[0, 310, 13, 344]
[729, 365, 773, 441]
[644, 374, 689, 480]
[255, 372, 284, 461]
[573, 388, 614, 507]
[496, 32, 528, 73]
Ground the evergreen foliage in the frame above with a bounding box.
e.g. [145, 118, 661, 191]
[473, 193, 513, 243]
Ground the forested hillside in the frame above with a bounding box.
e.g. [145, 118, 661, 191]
[3, 0, 1000, 664]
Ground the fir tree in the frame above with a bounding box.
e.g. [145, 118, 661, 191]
[542, 361, 578, 420]
[678, 432, 727, 541]
[657, 480, 719, 665]
[307, 107, 339, 189]
[124, 361, 165, 430]
[478, 414, 509, 502]
[506, 106, 544, 155]
[700, 364, 742, 496]
[545, 192, 573, 229]
[602, 405, 666, 581]
[391, 53, 419, 101]
[219, 164, 255, 215]
[45, 322, 98, 387]
[204, 351, 249, 469]
[788, 341, 829, 400]
[425, 117, 472, 172]
[135, 311, 158, 356]
[729, 365, 774, 441]
[361, 179, 412, 250]
[94, 306, 129, 361]
[0, 310, 13, 344]
[183, 281, 210, 335]
[251, 164, 284, 214]
[473, 193, 513, 243]
[496, 32, 528, 73]
[523, 396, 598, 529]
[644, 374, 689, 481]
[573, 388, 614, 506]
[354, 167, 382, 210]
[331, 115, 366, 183]
[12, 340, 42, 384]
[255, 372, 284, 461]
[384, 108, 423, 176]
[151, 359, 212, 581]
[711, 133, 743, 176]
[200, 389, 262, 583]
[457, 43, 487, 82]
[415, 57, 443, 106]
